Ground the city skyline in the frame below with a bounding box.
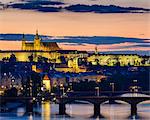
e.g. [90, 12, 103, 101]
[0, 0, 149, 53]
[0, 1, 150, 119]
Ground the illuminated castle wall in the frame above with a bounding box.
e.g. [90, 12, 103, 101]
[0, 31, 149, 66]
[22, 30, 60, 51]
[87, 54, 144, 66]
[0, 50, 149, 67]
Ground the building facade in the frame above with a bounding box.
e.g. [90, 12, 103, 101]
[22, 30, 60, 51]
[0, 31, 149, 66]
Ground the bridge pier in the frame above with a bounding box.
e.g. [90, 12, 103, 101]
[92, 103, 103, 118]
[131, 103, 137, 117]
[59, 103, 66, 115]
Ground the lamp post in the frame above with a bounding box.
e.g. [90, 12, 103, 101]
[95, 87, 99, 96]
[132, 80, 138, 92]
[110, 83, 114, 92]
[11, 79, 15, 87]
[110, 82, 115, 96]
[69, 82, 73, 91]
[131, 80, 140, 97]
[95, 79, 101, 96]
[62, 87, 65, 96]
[109, 82, 115, 104]
[60, 83, 65, 97]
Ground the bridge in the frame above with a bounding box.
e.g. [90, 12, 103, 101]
[56, 92, 150, 118]
[0, 92, 150, 118]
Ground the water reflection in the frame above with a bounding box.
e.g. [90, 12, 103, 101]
[42, 102, 51, 120]
[17, 107, 25, 117]
[101, 104, 130, 119]
[66, 104, 93, 118]
[28, 114, 33, 120]
[1, 101, 150, 120]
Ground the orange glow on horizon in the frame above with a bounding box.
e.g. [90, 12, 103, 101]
[0, 41, 149, 52]
[0, 9, 149, 39]
[0, 9, 149, 51]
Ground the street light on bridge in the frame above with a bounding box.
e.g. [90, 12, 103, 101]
[129, 80, 142, 97]
[95, 87, 100, 96]
[130, 80, 141, 92]
[60, 83, 65, 97]
[95, 79, 101, 96]
[110, 82, 115, 93]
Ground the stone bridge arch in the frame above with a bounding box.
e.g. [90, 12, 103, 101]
[57, 96, 150, 118]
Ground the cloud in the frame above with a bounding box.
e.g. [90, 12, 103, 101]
[59, 42, 150, 52]
[2, 1, 149, 13]
[102, 42, 150, 49]
[65, 4, 150, 13]
[0, 34, 149, 55]
[8, 1, 63, 12]
[60, 43, 86, 46]
[0, 34, 149, 44]
[42, 36, 70, 40]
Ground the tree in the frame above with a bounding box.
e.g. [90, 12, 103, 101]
[37, 55, 48, 63]
[2, 57, 9, 62]
[24, 72, 42, 97]
[4, 87, 18, 97]
[28, 54, 34, 62]
[9, 54, 17, 62]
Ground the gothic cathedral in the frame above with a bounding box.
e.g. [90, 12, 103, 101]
[22, 30, 60, 51]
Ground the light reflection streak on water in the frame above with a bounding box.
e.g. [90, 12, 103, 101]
[42, 102, 51, 120]
[17, 107, 25, 117]
[28, 114, 33, 120]
[1, 101, 150, 120]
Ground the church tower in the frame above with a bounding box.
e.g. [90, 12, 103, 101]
[34, 30, 41, 50]
[21, 33, 26, 50]
[95, 46, 98, 55]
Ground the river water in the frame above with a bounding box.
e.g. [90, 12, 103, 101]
[0, 101, 150, 120]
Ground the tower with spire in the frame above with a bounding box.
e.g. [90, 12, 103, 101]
[21, 30, 60, 51]
[34, 30, 41, 51]
[21, 33, 26, 50]
[95, 46, 98, 55]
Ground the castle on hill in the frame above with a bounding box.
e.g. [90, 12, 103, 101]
[22, 30, 60, 51]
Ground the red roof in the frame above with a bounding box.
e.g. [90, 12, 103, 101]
[43, 74, 50, 80]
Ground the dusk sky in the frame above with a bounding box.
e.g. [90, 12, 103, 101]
[0, 0, 149, 53]
[0, 0, 149, 8]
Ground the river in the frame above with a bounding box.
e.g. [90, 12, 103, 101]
[0, 101, 150, 120]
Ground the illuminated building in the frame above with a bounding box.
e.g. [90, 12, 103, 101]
[32, 65, 37, 72]
[0, 72, 22, 92]
[87, 54, 146, 66]
[42, 74, 51, 92]
[22, 30, 60, 51]
[42, 102, 51, 120]
[0, 30, 149, 66]
[0, 50, 149, 66]
[32, 65, 43, 73]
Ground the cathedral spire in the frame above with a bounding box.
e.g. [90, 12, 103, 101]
[22, 33, 26, 40]
[34, 30, 41, 50]
[23, 33, 25, 39]
[22, 33, 26, 41]
[22, 33, 26, 50]
[95, 46, 98, 54]
[36, 29, 38, 35]
[35, 29, 39, 39]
